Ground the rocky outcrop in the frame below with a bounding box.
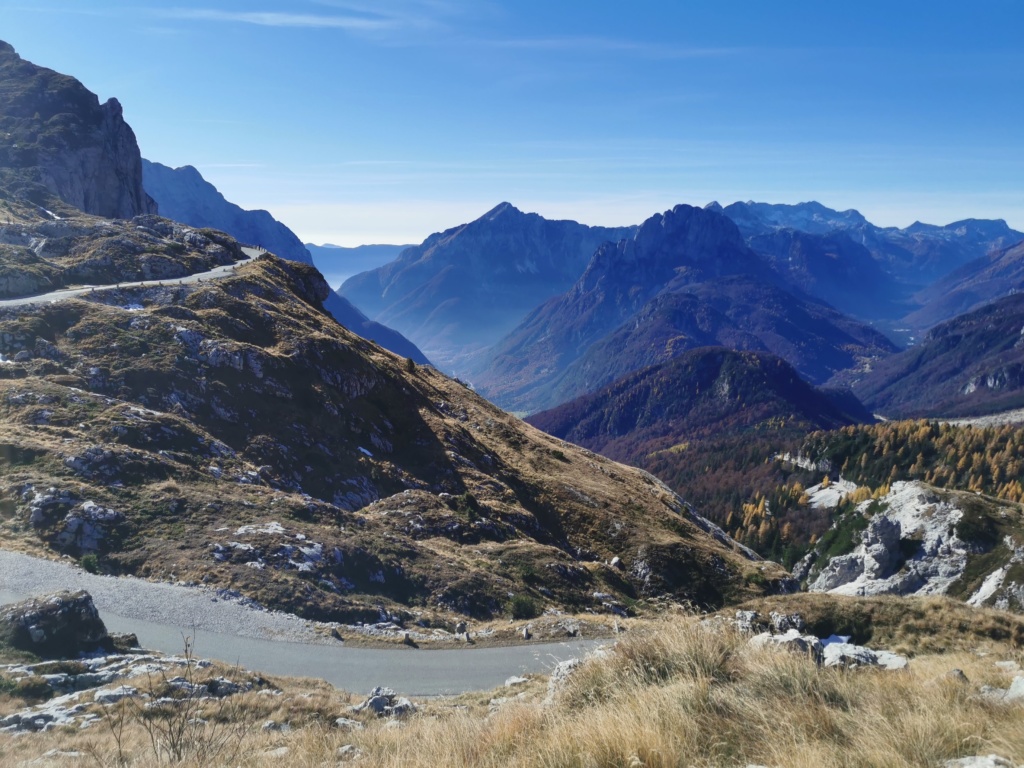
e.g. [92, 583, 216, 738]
[809, 482, 970, 597]
[0, 591, 110, 657]
[0, 647, 266, 733]
[350, 686, 416, 717]
[0, 41, 156, 219]
[805, 481, 1024, 612]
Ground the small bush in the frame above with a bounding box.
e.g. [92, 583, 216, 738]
[81, 553, 99, 574]
[508, 594, 540, 620]
[0, 674, 53, 703]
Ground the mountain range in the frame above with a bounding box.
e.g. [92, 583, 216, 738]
[330, 196, 1022, 417]
[0, 40, 786, 622]
[339, 203, 635, 369]
[854, 291, 1024, 418]
[721, 200, 1023, 289]
[467, 204, 897, 413]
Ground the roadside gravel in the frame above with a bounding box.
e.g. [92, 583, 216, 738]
[0, 548, 323, 643]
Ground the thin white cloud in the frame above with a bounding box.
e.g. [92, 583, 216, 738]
[312, 0, 472, 28]
[157, 9, 393, 31]
[482, 36, 744, 59]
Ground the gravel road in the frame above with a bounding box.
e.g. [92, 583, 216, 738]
[0, 549, 601, 695]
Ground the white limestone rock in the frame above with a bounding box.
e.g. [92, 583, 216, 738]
[809, 481, 973, 598]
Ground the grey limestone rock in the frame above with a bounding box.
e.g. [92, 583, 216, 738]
[0, 590, 110, 657]
[943, 757, 1016, 768]
[350, 686, 416, 717]
[822, 642, 908, 671]
[748, 629, 823, 665]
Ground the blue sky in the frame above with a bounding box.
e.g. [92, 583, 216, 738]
[2, 0, 1023, 245]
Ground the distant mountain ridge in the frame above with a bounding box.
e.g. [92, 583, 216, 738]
[141, 160, 428, 364]
[528, 347, 872, 458]
[340, 203, 635, 369]
[305, 243, 411, 290]
[469, 204, 897, 413]
[142, 160, 312, 263]
[745, 228, 907, 321]
[906, 239, 1024, 331]
[854, 291, 1024, 418]
[721, 200, 1023, 289]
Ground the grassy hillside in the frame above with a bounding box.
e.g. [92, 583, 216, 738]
[0, 244, 789, 624]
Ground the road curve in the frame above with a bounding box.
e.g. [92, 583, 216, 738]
[0, 549, 602, 696]
[0, 247, 262, 309]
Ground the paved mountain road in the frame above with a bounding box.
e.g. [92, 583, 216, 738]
[0, 246, 263, 309]
[0, 549, 602, 696]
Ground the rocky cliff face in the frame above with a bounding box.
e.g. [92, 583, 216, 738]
[0, 41, 156, 219]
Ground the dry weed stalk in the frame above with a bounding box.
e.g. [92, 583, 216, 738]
[93, 634, 256, 767]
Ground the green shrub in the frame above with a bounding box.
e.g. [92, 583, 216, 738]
[508, 594, 541, 620]
[80, 553, 99, 574]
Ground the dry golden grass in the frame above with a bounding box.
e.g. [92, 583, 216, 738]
[729, 593, 1024, 655]
[2, 613, 1022, 767]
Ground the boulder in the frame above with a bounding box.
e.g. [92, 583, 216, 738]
[943, 757, 1015, 768]
[823, 642, 908, 671]
[733, 610, 760, 634]
[93, 685, 139, 705]
[1007, 676, 1024, 703]
[54, 501, 125, 553]
[350, 686, 416, 717]
[748, 629, 823, 665]
[768, 611, 805, 633]
[0, 591, 111, 657]
[546, 657, 583, 701]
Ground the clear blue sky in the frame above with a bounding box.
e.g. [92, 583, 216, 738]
[2, 0, 1022, 245]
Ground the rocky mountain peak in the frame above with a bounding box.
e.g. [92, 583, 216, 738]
[481, 201, 521, 220]
[578, 203, 748, 292]
[634, 203, 745, 253]
[0, 40, 156, 219]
